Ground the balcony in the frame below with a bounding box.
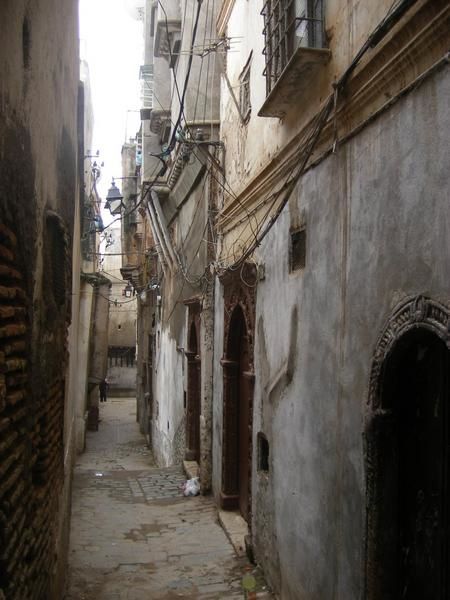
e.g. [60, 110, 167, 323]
[258, 45, 330, 118]
[259, 2, 330, 118]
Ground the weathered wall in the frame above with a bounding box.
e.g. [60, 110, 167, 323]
[73, 281, 95, 452]
[243, 67, 450, 599]
[212, 276, 225, 498]
[152, 322, 186, 466]
[105, 224, 137, 348]
[104, 223, 137, 393]
[138, 0, 221, 471]
[218, 0, 449, 258]
[0, 1, 79, 598]
[219, 0, 407, 192]
[174, 0, 220, 126]
[151, 151, 216, 468]
[136, 298, 155, 440]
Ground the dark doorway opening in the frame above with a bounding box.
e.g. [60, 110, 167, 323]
[366, 328, 450, 599]
[185, 320, 201, 462]
[221, 304, 254, 522]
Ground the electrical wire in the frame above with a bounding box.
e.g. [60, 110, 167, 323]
[149, 83, 260, 252]
[218, 0, 420, 272]
[138, 0, 417, 284]
[164, 0, 203, 154]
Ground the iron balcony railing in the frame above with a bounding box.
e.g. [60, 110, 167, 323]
[261, 0, 325, 94]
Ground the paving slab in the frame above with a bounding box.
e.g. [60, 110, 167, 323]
[66, 397, 273, 599]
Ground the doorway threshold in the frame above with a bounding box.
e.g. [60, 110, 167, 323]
[218, 510, 248, 557]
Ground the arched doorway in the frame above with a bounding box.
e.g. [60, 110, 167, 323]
[185, 321, 201, 462]
[365, 297, 450, 599]
[221, 304, 254, 522]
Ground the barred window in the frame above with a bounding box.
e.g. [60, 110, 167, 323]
[261, 0, 325, 94]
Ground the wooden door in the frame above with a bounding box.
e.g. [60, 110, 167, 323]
[186, 322, 201, 462]
[379, 330, 450, 599]
[395, 336, 448, 599]
[221, 304, 254, 522]
[238, 333, 251, 521]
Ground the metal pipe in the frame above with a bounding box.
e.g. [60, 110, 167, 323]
[150, 190, 178, 267]
[145, 202, 170, 275]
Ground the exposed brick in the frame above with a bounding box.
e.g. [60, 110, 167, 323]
[0, 324, 27, 339]
[0, 306, 26, 320]
[0, 265, 22, 280]
[0, 244, 14, 263]
[0, 224, 18, 248]
[3, 340, 27, 356]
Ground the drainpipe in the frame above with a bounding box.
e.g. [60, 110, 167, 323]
[147, 202, 171, 275]
[150, 190, 178, 268]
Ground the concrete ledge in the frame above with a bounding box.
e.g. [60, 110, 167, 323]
[218, 510, 248, 557]
[183, 460, 199, 480]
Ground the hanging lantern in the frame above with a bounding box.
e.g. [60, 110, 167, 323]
[105, 180, 124, 215]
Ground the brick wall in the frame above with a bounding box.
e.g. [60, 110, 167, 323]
[0, 221, 68, 599]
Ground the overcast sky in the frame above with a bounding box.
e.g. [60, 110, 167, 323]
[79, 0, 143, 207]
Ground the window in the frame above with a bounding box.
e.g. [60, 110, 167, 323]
[139, 64, 154, 108]
[261, 0, 325, 94]
[290, 227, 306, 272]
[239, 52, 252, 122]
[257, 433, 270, 472]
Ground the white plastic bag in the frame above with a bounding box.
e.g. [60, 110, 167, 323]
[183, 477, 200, 496]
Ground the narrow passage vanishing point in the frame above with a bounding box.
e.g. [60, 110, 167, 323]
[66, 397, 271, 599]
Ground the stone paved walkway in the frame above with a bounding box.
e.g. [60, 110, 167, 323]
[66, 398, 272, 599]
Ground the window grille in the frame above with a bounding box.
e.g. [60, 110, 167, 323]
[139, 64, 154, 108]
[108, 346, 136, 367]
[261, 0, 325, 94]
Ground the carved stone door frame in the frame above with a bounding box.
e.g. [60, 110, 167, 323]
[364, 295, 450, 600]
[185, 299, 201, 462]
[220, 264, 257, 522]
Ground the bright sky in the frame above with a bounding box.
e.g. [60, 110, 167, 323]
[79, 0, 143, 207]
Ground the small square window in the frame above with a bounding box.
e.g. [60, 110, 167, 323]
[257, 433, 270, 472]
[290, 228, 306, 272]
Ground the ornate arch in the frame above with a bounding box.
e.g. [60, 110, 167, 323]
[367, 295, 450, 411]
[221, 263, 257, 369]
[364, 294, 450, 599]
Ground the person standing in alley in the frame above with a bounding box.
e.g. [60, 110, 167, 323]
[99, 378, 108, 403]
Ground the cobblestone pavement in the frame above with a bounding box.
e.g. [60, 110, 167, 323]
[66, 398, 272, 600]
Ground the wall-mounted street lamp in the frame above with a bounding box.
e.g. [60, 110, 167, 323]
[123, 282, 133, 298]
[105, 177, 139, 216]
[105, 180, 124, 215]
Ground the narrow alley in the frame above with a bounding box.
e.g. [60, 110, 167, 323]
[1, 1, 449, 599]
[66, 397, 271, 599]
